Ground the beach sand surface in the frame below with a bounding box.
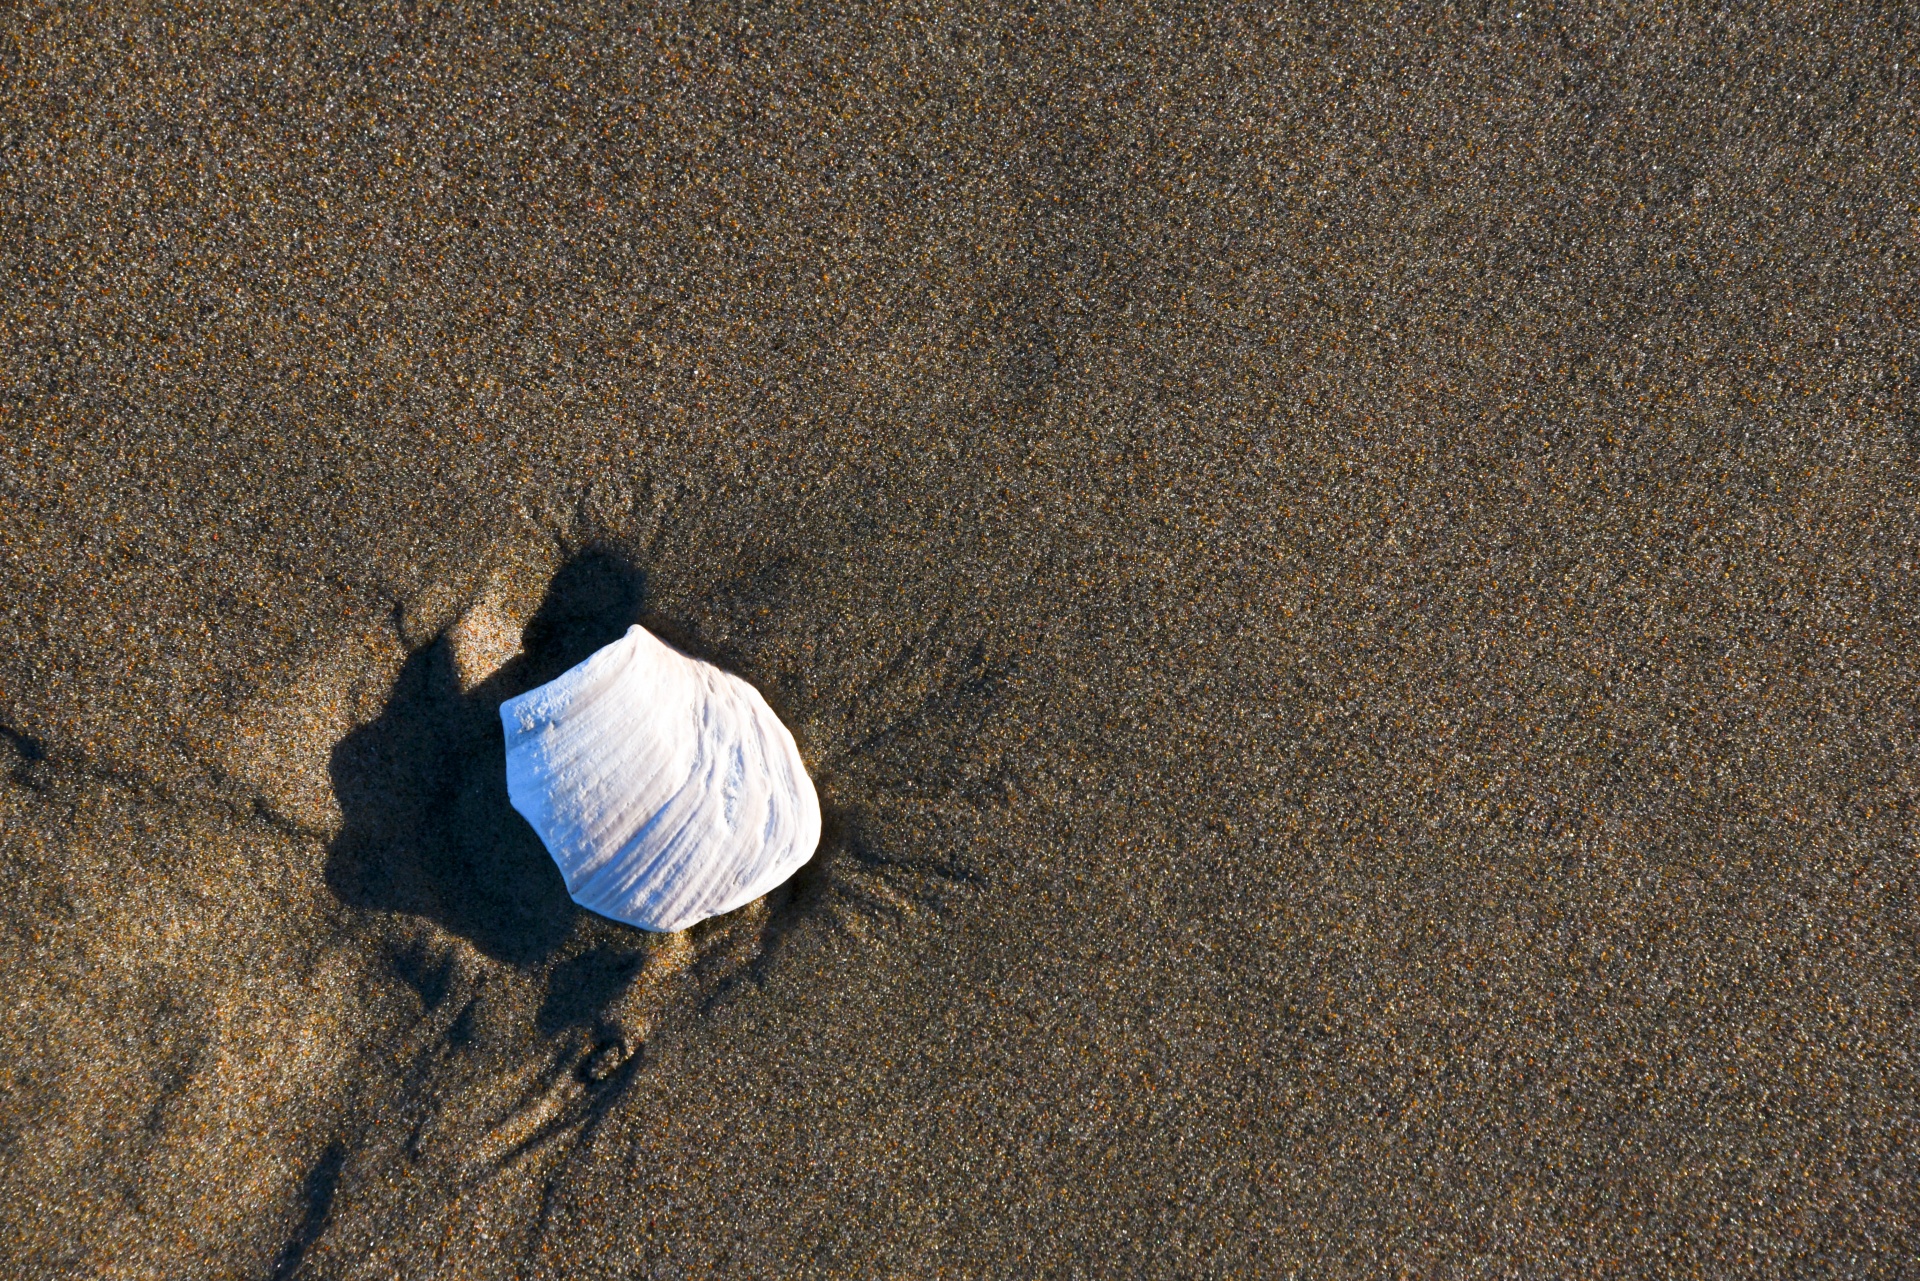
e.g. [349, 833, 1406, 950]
[3, 3, 1917, 1276]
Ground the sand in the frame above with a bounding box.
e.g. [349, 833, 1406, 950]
[3, 2, 1917, 1276]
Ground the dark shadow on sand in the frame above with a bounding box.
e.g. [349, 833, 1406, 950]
[267, 1140, 345, 1281]
[325, 549, 652, 967]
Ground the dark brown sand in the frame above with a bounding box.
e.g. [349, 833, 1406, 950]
[3, 3, 1917, 1276]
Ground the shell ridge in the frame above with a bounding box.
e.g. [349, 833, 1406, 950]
[571, 700, 719, 917]
[576, 773, 703, 914]
[548, 636, 701, 888]
[568, 707, 683, 867]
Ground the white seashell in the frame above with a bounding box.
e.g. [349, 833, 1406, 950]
[500, 623, 820, 932]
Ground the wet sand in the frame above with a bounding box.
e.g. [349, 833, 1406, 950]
[3, 3, 1917, 1276]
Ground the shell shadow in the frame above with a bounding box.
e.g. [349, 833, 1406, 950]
[324, 549, 650, 966]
